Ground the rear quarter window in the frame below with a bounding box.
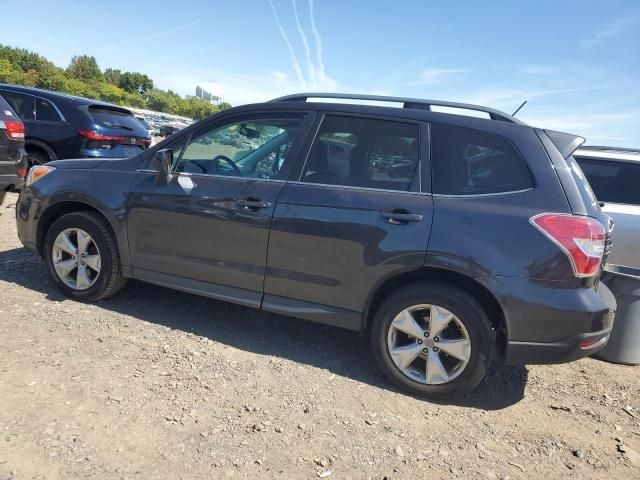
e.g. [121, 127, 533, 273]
[431, 123, 533, 195]
[575, 157, 640, 206]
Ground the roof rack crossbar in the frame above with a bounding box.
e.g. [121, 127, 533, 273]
[269, 93, 525, 125]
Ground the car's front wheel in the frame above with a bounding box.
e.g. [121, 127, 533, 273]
[370, 282, 495, 399]
[44, 212, 127, 301]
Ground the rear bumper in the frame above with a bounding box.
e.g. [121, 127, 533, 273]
[0, 173, 24, 190]
[504, 327, 612, 364]
[478, 276, 617, 365]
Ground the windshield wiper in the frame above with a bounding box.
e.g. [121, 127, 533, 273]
[109, 124, 134, 131]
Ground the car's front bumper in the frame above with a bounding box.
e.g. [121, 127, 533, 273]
[478, 276, 617, 365]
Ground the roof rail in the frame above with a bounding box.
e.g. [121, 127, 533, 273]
[269, 92, 526, 125]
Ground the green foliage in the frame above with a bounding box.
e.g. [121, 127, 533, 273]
[119, 71, 153, 94]
[104, 68, 121, 86]
[66, 55, 103, 83]
[0, 44, 228, 120]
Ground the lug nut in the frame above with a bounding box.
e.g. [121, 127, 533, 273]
[433, 347, 439, 353]
[434, 337, 440, 343]
[422, 348, 428, 354]
[424, 332, 429, 337]
[417, 340, 423, 345]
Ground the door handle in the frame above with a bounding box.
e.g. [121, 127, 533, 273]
[381, 210, 423, 224]
[235, 198, 272, 210]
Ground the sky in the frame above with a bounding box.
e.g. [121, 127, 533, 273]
[1, 0, 639, 146]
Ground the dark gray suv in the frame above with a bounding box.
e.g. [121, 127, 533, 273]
[15, 93, 616, 399]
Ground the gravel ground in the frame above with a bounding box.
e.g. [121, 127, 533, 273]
[0, 192, 639, 480]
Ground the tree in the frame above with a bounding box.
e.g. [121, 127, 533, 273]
[104, 68, 121, 86]
[218, 102, 232, 110]
[66, 55, 103, 83]
[119, 71, 153, 94]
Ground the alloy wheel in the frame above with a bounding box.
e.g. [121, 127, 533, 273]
[51, 228, 102, 290]
[386, 304, 471, 385]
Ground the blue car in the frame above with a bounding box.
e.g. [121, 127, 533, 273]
[0, 84, 151, 167]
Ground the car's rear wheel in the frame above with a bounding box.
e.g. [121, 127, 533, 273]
[370, 282, 495, 399]
[44, 212, 127, 301]
[26, 149, 49, 169]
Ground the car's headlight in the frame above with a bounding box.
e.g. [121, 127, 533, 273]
[25, 165, 56, 186]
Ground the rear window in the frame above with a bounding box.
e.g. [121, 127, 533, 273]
[89, 107, 147, 133]
[431, 123, 533, 195]
[575, 157, 640, 206]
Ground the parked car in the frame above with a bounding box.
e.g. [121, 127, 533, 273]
[0, 84, 151, 167]
[157, 123, 181, 137]
[0, 95, 27, 205]
[134, 115, 159, 138]
[15, 92, 616, 399]
[574, 146, 640, 277]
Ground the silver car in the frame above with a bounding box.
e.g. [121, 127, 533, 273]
[574, 147, 640, 278]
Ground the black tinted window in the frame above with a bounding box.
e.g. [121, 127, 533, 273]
[431, 124, 532, 195]
[35, 98, 61, 122]
[1, 91, 35, 120]
[302, 116, 419, 191]
[575, 158, 640, 206]
[88, 107, 147, 133]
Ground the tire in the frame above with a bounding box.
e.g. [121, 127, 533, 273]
[26, 148, 49, 169]
[370, 281, 495, 399]
[43, 211, 127, 302]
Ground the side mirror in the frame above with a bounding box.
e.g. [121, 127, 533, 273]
[153, 149, 172, 175]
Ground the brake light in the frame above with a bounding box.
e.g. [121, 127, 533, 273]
[18, 168, 27, 178]
[78, 130, 125, 141]
[530, 213, 606, 278]
[3, 119, 25, 139]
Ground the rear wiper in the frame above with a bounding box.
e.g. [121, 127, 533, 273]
[110, 124, 134, 131]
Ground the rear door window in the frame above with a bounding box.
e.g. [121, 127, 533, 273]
[431, 123, 533, 195]
[575, 158, 640, 206]
[0, 91, 35, 121]
[301, 115, 420, 191]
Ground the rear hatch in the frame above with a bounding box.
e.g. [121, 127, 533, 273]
[80, 105, 151, 157]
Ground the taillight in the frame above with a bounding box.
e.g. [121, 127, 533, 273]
[530, 213, 606, 278]
[3, 119, 25, 139]
[18, 168, 27, 178]
[78, 130, 125, 141]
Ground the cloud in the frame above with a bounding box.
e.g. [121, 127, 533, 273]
[408, 68, 469, 86]
[581, 17, 639, 48]
[291, 0, 317, 89]
[147, 20, 201, 40]
[267, 0, 307, 88]
[266, 0, 336, 91]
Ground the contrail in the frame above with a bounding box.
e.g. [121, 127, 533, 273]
[308, 0, 326, 86]
[267, 0, 307, 88]
[291, 0, 317, 89]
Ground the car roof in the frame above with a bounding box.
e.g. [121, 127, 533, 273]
[575, 146, 640, 163]
[0, 83, 131, 112]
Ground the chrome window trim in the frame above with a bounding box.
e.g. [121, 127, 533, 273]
[287, 180, 431, 196]
[135, 169, 286, 183]
[34, 95, 66, 122]
[432, 187, 534, 198]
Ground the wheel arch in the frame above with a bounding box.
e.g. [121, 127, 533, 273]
[37, 201, 115, 257]
[362, 267, 507, 355]
[25, 139, 58, 161]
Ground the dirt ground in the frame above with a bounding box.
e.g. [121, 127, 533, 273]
[0, 192, 638, 480]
